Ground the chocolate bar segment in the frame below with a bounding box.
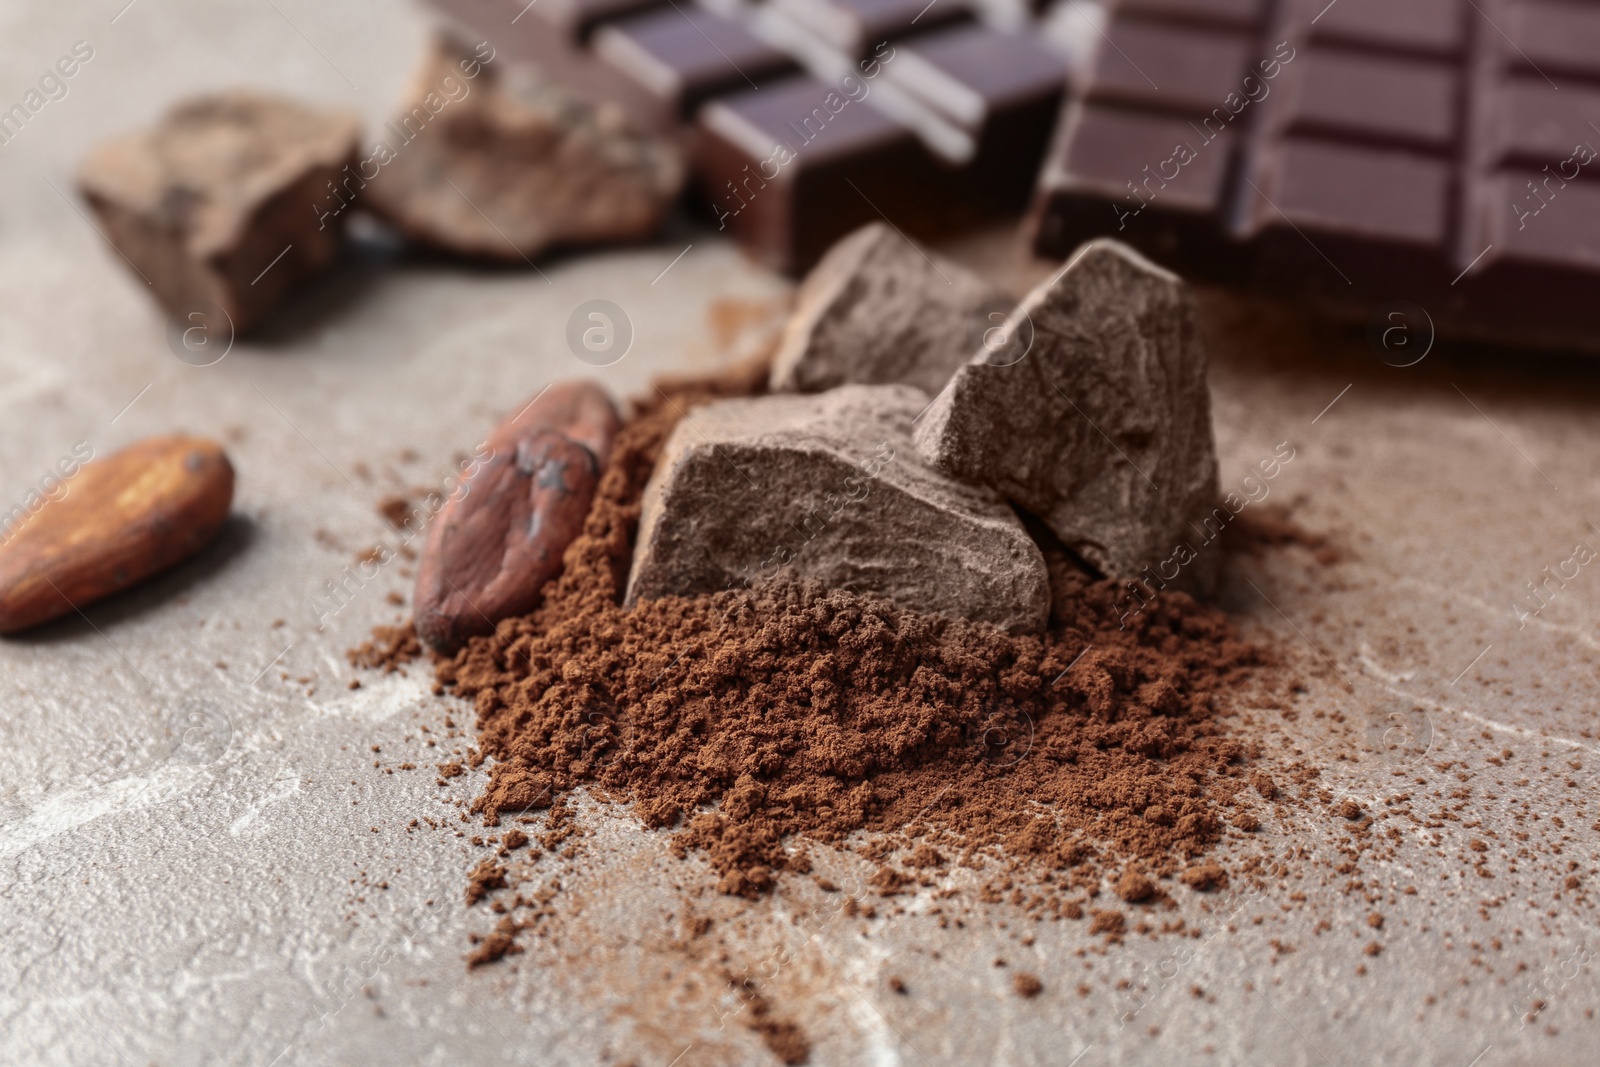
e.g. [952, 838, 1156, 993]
[1508, 1, 1600, 80]
[889, 24, 1068, 129]
[697, 75, 937, 272]
[1091, 21, 1256, 113]
[769, 0, 971, 57]
[887, 25, 1070, 204]
[1119, 0, 1266, 30]
[1495, 83, 1600, 169]
[1288, 50, 1456, 150]
[1030, 0, 1600, 348]
[595, 7, 801, 123]
[1308, 0, 1463, 55]
[535, 0, 670, 41]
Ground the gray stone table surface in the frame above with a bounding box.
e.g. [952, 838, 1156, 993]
[3, 3, 1600, 1066]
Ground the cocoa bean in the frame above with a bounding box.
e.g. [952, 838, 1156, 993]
[0, 435, 235, 634]
[414, 382, 619, 652]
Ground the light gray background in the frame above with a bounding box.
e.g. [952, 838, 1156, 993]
[2, 2, 1599, 1065]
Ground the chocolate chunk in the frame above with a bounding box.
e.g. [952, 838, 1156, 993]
[365, 37, 683, 262]
[770, 222, 1004, 396]
[414, 381, 620, 652]
[76, 93, 359, 334]
[915, 240, 1220, 597]
[0, 437, 234, 634]
[627, 384, 1048, 634]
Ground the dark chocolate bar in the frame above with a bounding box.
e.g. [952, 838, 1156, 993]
[1029, 0, 1600, 348]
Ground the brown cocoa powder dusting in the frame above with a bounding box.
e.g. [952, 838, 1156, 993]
[433, 359, 1264, 910]
[1227, 505, 1345, 565]
[347, 622, 422, 673]
[465, 858, 507, 905]
[730, 980, 810, 1065]
[465, 915, 525, 968]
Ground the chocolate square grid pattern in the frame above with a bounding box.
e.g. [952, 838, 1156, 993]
[1029, 0, 1600, 348]
[427, 0, 1078, 272]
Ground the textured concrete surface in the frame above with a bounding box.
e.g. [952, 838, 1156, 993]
[4, 4, 1600, 1067]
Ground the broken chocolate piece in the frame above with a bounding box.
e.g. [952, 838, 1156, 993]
[365, 37, 683, 261]
[626, 384, 1049, 634]
[76, 92, 360, 334]
[415, 381, 621, 652]
[915, 239, 1220, 597]
[769, 222, 1004, 396]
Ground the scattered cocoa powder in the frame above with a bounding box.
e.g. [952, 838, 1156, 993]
[1013, 972, 1043, 998]
[732, 982, 810, 1065]
[429, 360, 1263, 922]
[1115, 870, 1156, 903]
[1227, 504, 1345, 565]
[466, 916, 524, 968]
[465, 859, 507, 905]
[1088, 910, 1126, 937]
[377, 494, 414, 529]
[347, 622, 421, 673]
[1180, 861, 1229, 891]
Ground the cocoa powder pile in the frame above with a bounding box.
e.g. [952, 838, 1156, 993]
[432, 361, 1264, 905]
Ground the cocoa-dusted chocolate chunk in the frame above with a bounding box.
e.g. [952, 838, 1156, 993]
[769, 222, 1004, 397]
[414, 381, 621, 652]
[625, 384, 1049, 634]
[77, 93, 360, 334]
[365, 37, 683, 262]
[915, 239, 1220, 597]
[0, 436, 234, 634]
